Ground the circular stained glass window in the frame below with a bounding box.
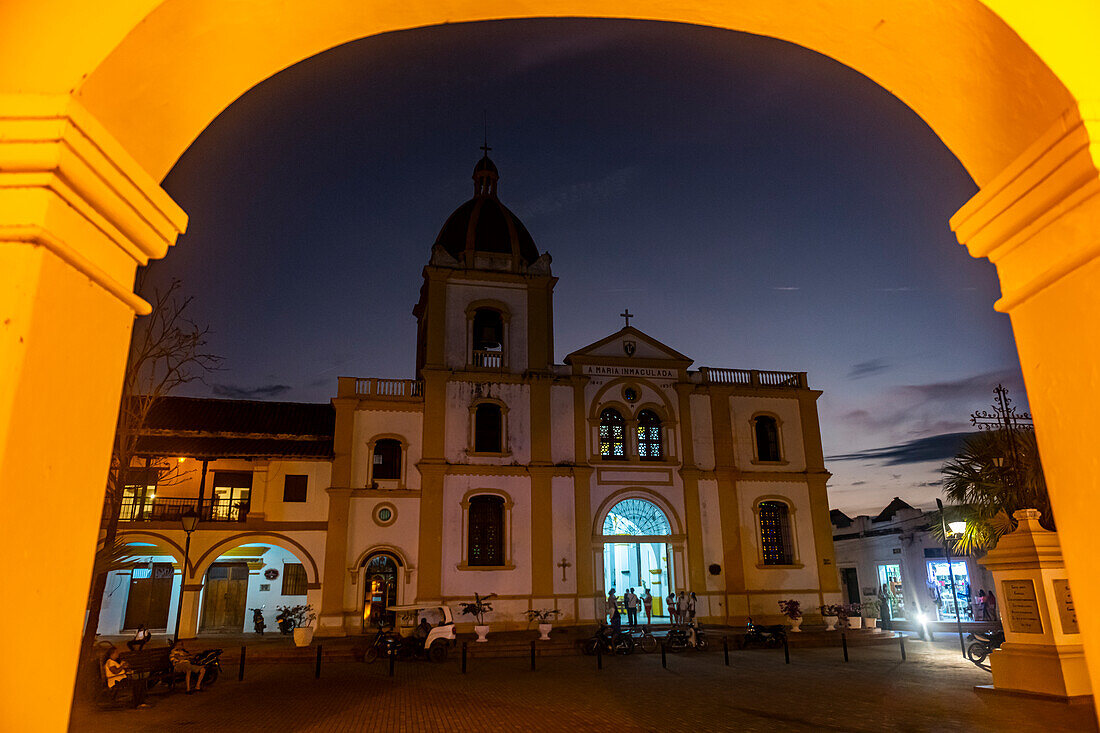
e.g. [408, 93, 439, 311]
[623, 387, 639, 402]
[602, 498, 671, 536]
[378, 507, 392, 521]
[373, 503, 397, 526]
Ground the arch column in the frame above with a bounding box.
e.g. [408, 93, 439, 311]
[0, 94, 185, 732]
[951, 106, 1100, 696]
[176, 584, 204, 639]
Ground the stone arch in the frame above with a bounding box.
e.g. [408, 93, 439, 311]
[351, 544, 410, 571]
[112, 531, 186, 567]
[191, 532, 320, 587]
[589, 378, 676, 422]
[593, 488, 684, 539]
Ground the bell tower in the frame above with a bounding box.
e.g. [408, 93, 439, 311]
[413, 153, 556, 376]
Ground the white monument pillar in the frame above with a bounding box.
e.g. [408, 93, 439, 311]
[979, 509, 1093, 702]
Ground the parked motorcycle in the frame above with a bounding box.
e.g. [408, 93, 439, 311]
[665, 623, 709, 652]
[252, 608, 266, 635]
[582, 624, 635, 655]
[740, 618, 786, 649]
[967, 627, 1005, 665]
[275, 610, 295, 635]
[150, 648, 224, 690]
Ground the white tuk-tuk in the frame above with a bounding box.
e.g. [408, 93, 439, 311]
[386, 604, 456, 662]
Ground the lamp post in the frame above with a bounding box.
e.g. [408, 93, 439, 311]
[172, 507, 200, 642]
[936, 498, 967, 658]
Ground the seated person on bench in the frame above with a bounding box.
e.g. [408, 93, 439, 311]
[104, 647, 145, 706]
[169, 641, 206, 693]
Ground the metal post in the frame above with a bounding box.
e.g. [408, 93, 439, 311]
[388, 647, 395, 677]
[660, 643, 666, 669]
[723, 636, 729, 666]
[937, 498, 968, 658]
[841, 631, 848, 662]
[899, 633, 906, 661]
[530, 640, 536, 671]
[461, 642, 467, 674]
[238, 646, 245, 681]
[597, 644, 603, 671]
[315, 645, 322, 679]
[172, 529, 193, 642]
[783, 634, 790, 664]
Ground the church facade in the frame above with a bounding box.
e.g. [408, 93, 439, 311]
[98, 155, 840, 638]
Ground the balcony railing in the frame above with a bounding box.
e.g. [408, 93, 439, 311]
[471, 349, 502, 368]
[338, 377, 423, 400]
[116, 497, 249, 523]
[699, 368, 807, 389]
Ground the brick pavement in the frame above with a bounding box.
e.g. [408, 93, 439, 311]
[70, 638, 1097, 732]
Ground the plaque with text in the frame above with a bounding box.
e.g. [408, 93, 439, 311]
[1002, 579, 1043, 634]
[1052, 579, 1079, 634]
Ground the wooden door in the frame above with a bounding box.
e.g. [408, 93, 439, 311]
[123, 563, 174, 630]
[201, 563, 249, 632]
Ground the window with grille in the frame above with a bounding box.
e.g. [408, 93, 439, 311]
[474, 403, 503, 453]
[372, 439, 402, 480]
[282, 563, 307, 595]
[283, 475, 307, 502]
[468, 495, 505, 566]
[637, 410, 662, 460]
[599, 408, 626, 459]
[759, 501, 794, 565]
[754, 416, 781, 462]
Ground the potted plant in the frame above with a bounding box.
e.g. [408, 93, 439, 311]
[277, 604, 317, 647]
[861, 599, 881, 631]
[777, 600, 803, 632]
[841, 603, 862, 630]
[820, 603, 841, 631]
[525, 608, 561, 640]
[460, 593, 496, 642]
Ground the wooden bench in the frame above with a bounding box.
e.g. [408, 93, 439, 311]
[120, 646, 174, 689]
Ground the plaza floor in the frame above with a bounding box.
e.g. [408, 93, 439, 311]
[70, 637, 1097, 732]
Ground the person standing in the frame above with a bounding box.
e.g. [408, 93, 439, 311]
[642, 588, 653, 625]
[606, 588, 618, 622]
[984, 589, 998, 621]
[677, 591, 687, 626]
[878, 583, 892, 632]
[624, 588, 639, 627]
[688, 592, 697, 623]
[977, 589, 987, 622]
[666, 591, 677, 624]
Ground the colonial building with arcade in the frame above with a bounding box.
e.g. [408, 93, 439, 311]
[98, 154, 841, 638]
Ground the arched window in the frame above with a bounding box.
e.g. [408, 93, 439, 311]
[468, 495, 505, 566]
[372, 439, 402, 480]
[474, 403, 503, 453]
[759, 500, 794, 565]
[472, 309, 504, 367]
[599, 408, 626, 459]
[602, 498, 672, 536]
[637, 410, 663, 460]
[754, 415, 781, 462]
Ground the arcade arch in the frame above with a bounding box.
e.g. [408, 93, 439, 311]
[4, 4, 1100, 728]
[595, 494, 682, 620]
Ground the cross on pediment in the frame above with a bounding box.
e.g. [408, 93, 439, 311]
[620, 309, 633, 328]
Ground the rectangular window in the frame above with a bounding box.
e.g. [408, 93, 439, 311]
[282, 563, 307, 596]
[211, 471, 252, 521]
[283, 475, 308, 502]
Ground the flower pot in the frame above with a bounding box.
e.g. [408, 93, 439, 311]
[847, 616, 863, 630]
[293, 627, 314, 647]
[789, 617, 803, 633]
[823, 615, 838, 631]
[867, 618, 880, 632]
[538, 623, 553, 641]
[474, 625, 490, 642]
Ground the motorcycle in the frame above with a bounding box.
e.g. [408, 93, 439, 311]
[740, 618, 786, 649]
[582, 624, 635, 656]
[275, 610, 295, 635]
[966, 627, 1005, 665]
[355, 625, 400, 663]
[665, 623, 709, 653]
[252, 608, 266, 635]
[151, 648, 224, 690]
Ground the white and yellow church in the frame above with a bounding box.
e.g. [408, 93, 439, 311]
[98, 154, 841, 638]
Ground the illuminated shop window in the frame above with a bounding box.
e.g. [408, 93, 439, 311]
[759, 501, 794, 565]
[599, 408, 626, 459]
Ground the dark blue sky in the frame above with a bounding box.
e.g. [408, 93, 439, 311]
[151, 19, 1025, 517]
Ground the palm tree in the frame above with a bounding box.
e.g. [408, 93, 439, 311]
[937, 429, 1051, 554]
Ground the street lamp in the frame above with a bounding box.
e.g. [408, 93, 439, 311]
[948, 520, 967, 535]
[936, 498, 967, 658]
[172, 507, 200, 642]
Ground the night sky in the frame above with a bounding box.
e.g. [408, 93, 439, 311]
[149, 19, 1026, 518]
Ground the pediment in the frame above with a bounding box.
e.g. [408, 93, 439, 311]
[565, 327, 693, 368]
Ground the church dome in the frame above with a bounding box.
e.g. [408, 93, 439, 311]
[434, 154, 540, 267]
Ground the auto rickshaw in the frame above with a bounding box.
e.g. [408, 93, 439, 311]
[385, 604, 456, 662]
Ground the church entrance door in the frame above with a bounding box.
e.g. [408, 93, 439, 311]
[363, 553, 399, 631]
[600, 498, 676, 621]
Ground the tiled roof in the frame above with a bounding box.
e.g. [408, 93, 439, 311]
[872, 497, 914, 523]
[141, 396, 334, 437]
[830, 509, 853, 528]
[134, 396, 334, 459]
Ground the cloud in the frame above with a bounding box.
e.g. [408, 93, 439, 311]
[828, 431, 970, 466]
[874, 286, 917, 292]
[847, 358, 891, 380]
[212, 383, 292, 399]
[850, 481, 867, 486]
[517, 166, 640, 218]
[771, 286, 800, 291]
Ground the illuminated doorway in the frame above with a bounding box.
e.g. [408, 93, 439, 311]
[362, 553, 399, 630]
[601, 498, 674, 621]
